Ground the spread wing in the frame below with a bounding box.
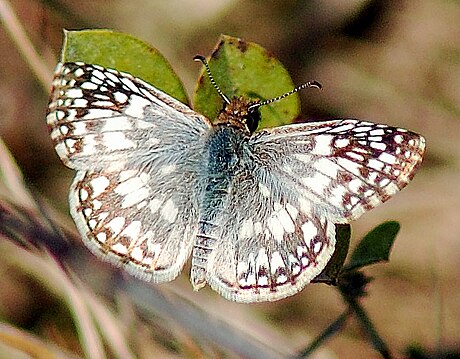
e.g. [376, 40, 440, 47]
[47, 62, 211, 282]
[205, 119, 425, 302]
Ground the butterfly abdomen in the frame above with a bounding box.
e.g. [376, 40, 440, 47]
[191, 125, 248, 289]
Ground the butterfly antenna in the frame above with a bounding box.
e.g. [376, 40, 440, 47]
[248, 80, 322, 111]
[194, 55, 230, 104]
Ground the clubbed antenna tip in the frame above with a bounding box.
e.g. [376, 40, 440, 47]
[194, 54, 230, 104]
[249, 80, 323, 111]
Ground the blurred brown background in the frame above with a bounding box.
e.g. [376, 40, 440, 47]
[0, 0, 459, 358]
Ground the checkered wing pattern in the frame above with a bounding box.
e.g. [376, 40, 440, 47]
[206, 119, 425, 302]
[47, 62, 211, 282]
[47, 61, 426, 302]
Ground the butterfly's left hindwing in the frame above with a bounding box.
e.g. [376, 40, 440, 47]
[206, 185, 337, 302]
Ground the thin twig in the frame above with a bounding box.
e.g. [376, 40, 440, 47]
[295, 308, 352, 358]
[0, 0, 53, 90]
[341, 291, 393, 359]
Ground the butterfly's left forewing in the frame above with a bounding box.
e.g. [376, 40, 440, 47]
[47, 62, 211, 170]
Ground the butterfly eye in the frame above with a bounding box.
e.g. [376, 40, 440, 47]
[245, 108, 261, 133]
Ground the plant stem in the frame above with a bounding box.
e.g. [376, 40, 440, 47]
[341, 290, 393, 359]
[295, 309, 352, 358]
[0, 0, 52, 90]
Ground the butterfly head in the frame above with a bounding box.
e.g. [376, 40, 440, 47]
[215, 96, 261, 135]
[194, 54, 322, 135]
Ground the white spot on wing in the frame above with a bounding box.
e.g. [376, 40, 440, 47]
[66, 88, 83, 98]
[105, 72, 120, 83]
[121, 78, 140, 93]
[96, 232, 107, 243]
[368, 158, 385, 170]
[301, 221, 317, 243]
[103, 132, 136, 150]
[270, 251, 285, 273]
[90, 176, 110, 197]
[102, 117, 132, 132]
[161, 199, 178, 223]
[394, 134, 404, 143]
[370, 142, 387, 150]
[130, 247, 144, 261]
[328, 123, 356, 133]
[120, 221, 141, 239]
[73, 68, 84, 77]
[370, 129, 385, 136]
[115, 176, 144, 195]
[285, 203, 298, 220]
[277, 207, 295, 233]
[348, 179, 362, 193]
[311, 135, 333, 155]
[107, 217, 125, 235]
[329, 186, 347, 207]
[379, 152, 396, 164]
[298, 197, 312, 213]
[335, 138, 350, 148]
[239, 218, 254, 239]
[80, 188, 89, 201]
[114, 91, 128, 103]
[314, 158, 338, 177]
[313, 242, 322, 253]
[336, 158, 361, 176]
[119, 170, 137, 182]
[301, 172, 331, 194]
[122, 187, 150, 208]
[85, 109, 114, 120]
[80, 81, 98, 90]
[257, 248, 269, 266]
[267, 216, 284, 243]
[124, 95, 150, 117]
[73, 98, 88, 107]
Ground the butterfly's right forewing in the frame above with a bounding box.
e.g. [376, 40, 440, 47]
[249, 119, 425, 222]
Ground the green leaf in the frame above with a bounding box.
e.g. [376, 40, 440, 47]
[314, 224, 351, 283]
[193, 34, 300, 128]
[344, 221, 400, 272]
[61, 29, 188, 103]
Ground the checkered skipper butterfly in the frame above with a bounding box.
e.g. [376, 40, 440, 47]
[47, 55, 425, 302]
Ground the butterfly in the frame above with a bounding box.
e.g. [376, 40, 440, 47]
[46, 56, 425, 302]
